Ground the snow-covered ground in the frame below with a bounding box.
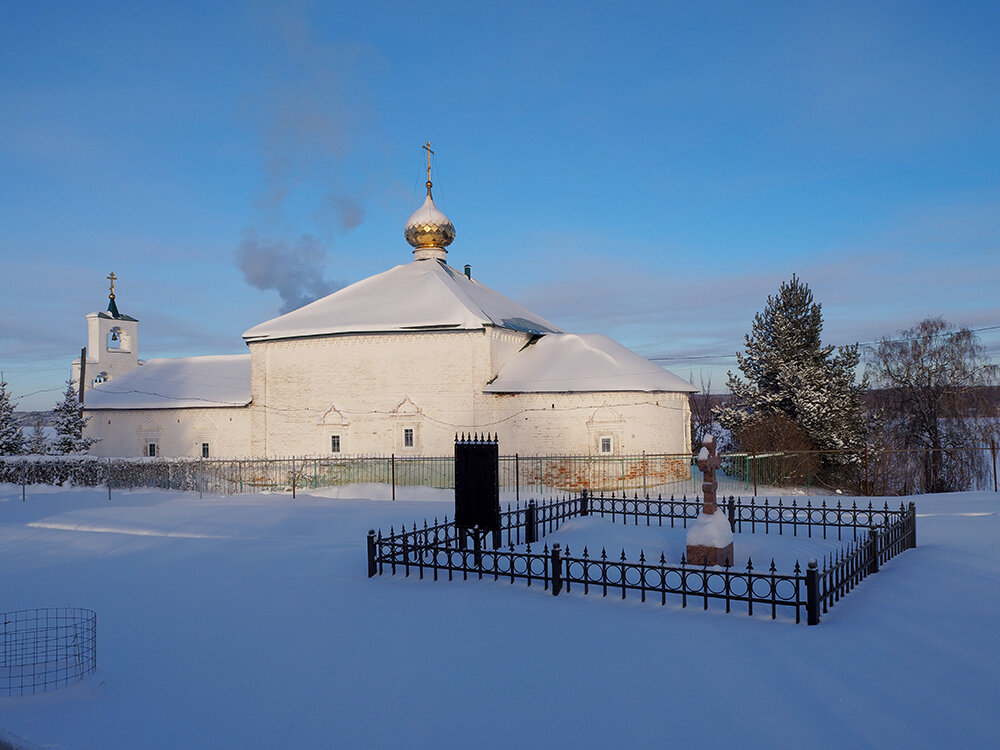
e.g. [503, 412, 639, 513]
[0, 483, 997, 749]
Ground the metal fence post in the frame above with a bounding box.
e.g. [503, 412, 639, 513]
[909, 501, 917, 548]
[515, 453, 520, 502]
[869, 525, 879, 574]
[806, 560, 819, 625]
[551, 543, 562, 596]
[473, 527, 482, 575]
[391, 454, 396, 501]
[580, 488, 589, 517]
[525, 500, 537, 545]
[727, 495, 736, 532]
[992, 438, 997, 493]
[367, 530, 377, 577]
[642, 450, 647, 496]
[864, 444, 870, 496]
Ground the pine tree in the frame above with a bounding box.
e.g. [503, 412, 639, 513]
[51, 380, 98, 454]
[27, 419, 49, 455]
[715, 275, 867, 478]
[0, 377, 27, 455]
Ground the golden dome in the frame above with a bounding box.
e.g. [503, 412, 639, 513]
[404, 182, 456, 252]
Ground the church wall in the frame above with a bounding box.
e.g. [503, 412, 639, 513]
[487, 391, 692, 491]
[487, 329, 534, 380]
[487, 391, 691, 456]
[248, 330, 502, 457]
[83, 406, 252, 458]
[79, 332, 692, 462]
[246, 328, 692, 459]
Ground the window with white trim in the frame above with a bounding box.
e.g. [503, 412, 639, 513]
[146, 442, 158, 457]
[201, 443, 210, 458]
[403, 428, 414, 448]
[600, 436, 613, 454]
[331, 435, 341, 453]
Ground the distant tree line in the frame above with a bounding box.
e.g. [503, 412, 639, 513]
[691, 276, 999, 495]
[0, 379, 98, 456]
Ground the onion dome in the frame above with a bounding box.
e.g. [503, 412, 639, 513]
[405, 143, 455, 261]
[404, 182, 456, 261]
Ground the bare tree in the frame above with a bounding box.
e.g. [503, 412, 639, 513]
[688, 373, 717, 452]
[868, 318, 999, 493]
[734, 413, 820, 486]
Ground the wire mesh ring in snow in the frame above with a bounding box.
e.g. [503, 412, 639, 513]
[0, 607, 97, 696]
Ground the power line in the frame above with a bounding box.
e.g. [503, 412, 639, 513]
[647, 322, 1000, 363]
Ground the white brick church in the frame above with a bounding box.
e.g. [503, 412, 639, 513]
[76, 170, 695, 459]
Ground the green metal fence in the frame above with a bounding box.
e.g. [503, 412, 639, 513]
[192, 452, 770, 497]
[6, 445, 994, 496]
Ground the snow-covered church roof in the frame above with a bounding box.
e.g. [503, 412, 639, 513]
[84, 355, 251, 410]
[484, 334, 697, 394]
[242, 259, 562, 343]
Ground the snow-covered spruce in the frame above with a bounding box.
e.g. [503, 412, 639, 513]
[26, 419, 49, 455]
[715, 274, 866, 475]
[0, 378, 27, 456]
[50, 380, 98, 455]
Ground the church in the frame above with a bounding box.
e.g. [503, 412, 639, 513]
[75, 161, 695, 460]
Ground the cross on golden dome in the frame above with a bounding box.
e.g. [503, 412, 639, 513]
[107, 271, 117, 300]
[422, 140, 434, 196]
[404, 142, 455, 256]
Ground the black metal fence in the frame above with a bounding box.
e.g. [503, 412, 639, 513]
[0, 607, 97, 696]
[367, 492, 917, 625]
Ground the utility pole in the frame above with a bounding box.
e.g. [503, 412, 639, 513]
[78, 347, 87, 403]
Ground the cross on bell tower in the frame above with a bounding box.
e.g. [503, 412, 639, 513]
[72, 273, 141, 395]
[106, 272, 121, 318]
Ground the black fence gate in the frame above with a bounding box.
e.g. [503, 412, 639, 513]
[454, 434, 500, 538]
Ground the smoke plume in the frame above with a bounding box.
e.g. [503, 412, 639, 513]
[235, 5, 378, 312]
[236, 230, 343, 314]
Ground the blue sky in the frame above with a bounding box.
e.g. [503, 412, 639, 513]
[2, 0, 998, 410]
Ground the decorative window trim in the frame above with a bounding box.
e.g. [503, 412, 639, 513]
[331, 434, 342, 453]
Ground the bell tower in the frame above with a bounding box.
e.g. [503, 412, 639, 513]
[72, 272, 140, 393]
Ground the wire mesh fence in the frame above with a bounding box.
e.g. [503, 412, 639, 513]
[0, 453, 716, 496]
[2, 444, 997, 497]
[0, 608, 97, 696]
[725, 445, 1000, 496]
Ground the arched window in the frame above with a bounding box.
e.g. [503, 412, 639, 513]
[107, 326, 122, 350]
